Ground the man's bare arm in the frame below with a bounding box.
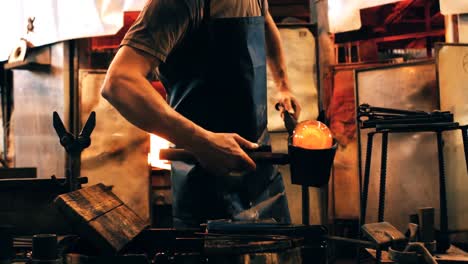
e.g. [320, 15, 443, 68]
[101, 46, 257, 175]
[264, 11, 302, 119]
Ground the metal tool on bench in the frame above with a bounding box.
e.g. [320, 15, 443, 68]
[362, 222, 438, 264]
[232, 192, 286, 221]
[52, 111, 95, 192]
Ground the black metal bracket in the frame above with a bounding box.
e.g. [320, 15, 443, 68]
[52, 111, 95, 192]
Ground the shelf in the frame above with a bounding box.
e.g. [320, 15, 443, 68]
[3, 61, 50, 70]
[3, 45, 51, 71]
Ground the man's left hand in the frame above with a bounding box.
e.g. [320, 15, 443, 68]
[277, 90, 301, 120]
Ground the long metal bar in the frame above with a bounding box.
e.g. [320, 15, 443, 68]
[378, 132, 388, 223]
[360, 132, 375, 226]
[461, 126, 468, 175]
[302, 185, 310, 225]
[159, 149, 290, 165]
[376, 132, 389, 264]
[436, 131, 450, 252]
[327, 235, 377, 249]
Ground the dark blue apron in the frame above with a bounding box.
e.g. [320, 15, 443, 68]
[158, 0, 291, 228]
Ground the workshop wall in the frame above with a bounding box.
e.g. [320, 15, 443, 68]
[10, 43, 69, 179]
[437, 43, 468, 231]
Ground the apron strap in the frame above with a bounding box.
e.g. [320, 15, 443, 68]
[257, 0, 265, 16]
[204, 0, 264, 19]
[204, 0, 211, 20]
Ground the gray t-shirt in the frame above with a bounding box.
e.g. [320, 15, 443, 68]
[121, 0, 267, 63]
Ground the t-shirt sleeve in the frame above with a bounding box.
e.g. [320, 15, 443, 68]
[121, 0, 192, 63]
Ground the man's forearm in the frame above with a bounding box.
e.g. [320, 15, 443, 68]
[101, 67, 210, 151]
[265, 13, 290, 92]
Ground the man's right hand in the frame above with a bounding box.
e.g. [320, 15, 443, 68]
[189, 132, 258, 177]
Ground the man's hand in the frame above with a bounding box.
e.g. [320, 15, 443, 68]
[277, 90, 302, 120]
[189, 132, 259, 176]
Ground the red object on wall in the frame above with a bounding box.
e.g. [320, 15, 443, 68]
[91, 11, 141, 51]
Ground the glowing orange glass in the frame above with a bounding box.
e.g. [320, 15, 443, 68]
[292, 120, 333, 150]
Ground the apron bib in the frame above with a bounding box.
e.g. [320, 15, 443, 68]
[158, 0, 291, 227]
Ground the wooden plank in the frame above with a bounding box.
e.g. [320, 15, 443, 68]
[89, 205, 148, 252]
[54, 184, 149, 253]
[56, 184, 122, 222]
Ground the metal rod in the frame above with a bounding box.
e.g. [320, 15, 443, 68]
[360, 133, 375, 227]
[376, 249, 382, 264]
[436, 131, 450, 252]
[69, 153, 79, 191]
[378, 132, 388, 222]
[461, 126, 468, 175]
[302, 185, 309, 225]
[326, 236, 377, 249]
[159, 149, 290, 164]
[360, 104, 428, 116]
[376, 132, 388, 264]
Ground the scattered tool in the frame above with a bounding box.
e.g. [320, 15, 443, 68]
[361, 222, 408, 251]
[388, 242, 438, 264]
[233, 192, 285, 221]
[361, 221, 439, 264]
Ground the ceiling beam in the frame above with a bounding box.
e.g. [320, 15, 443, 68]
[384, 0, 417, 25]
[374, 29, 444, 43]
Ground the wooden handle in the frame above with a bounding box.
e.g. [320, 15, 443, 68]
[159, 149, 289, 165]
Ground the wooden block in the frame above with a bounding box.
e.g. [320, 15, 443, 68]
[54, 184, 149, 254]
[362, 222, 406, 245]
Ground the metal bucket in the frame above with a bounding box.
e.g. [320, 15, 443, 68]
[288, 141, 338, 187]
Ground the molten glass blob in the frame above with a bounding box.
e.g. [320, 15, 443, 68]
[292, 120, 333, 150]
